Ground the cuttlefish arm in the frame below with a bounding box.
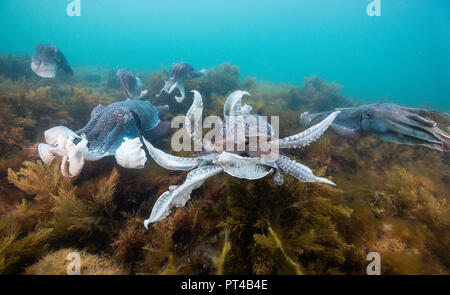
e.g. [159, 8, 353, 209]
[38, 126, 107, 177]
[156, 77, 185, 102]
[174, 79, 185, 103]
[300, 110, 362, 139]
[114, 137, 147, 169]
[60, 136, 86, 177]
[278, 111, 341, 148]
[144, 165, 223, 226]
[38, 135, 86, 178]
[184, 90, 219, 152]
[275, 155, 336, 186]
[301, 103, 450, 151]
[115, 137, 203, 171]
[222, 90, 251, 146]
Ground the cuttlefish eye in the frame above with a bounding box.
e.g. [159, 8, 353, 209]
[364, 112, 374, 119]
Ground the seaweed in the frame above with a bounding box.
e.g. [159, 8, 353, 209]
[215, 175, 352, 275]
[187, 63, 240, 99]
[0, 214, 52, 274]
[253, 226, 303, 275]
[8, 161, 120, 253]
[0, 55, 448, 274]
[0, 54, 34, 80]
[111, 215, 149, 265]
[212, 229, 231, 275]
[25, 248, 126, 275]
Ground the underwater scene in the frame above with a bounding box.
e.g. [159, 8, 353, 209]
[0, 0, 449, 275]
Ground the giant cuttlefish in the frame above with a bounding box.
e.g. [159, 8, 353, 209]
[113, 90, 339, 226]
[31, 44, 73, 78]
[116, 69, 147, 100]
[38, 69, 170, 177]
[300, 103, 450, 151]
[156, 62, 206, 103]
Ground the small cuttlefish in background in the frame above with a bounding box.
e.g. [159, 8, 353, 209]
[31, 44, 73, 78]
[116, 69, 148, 100]
[156, 62, 206, 103]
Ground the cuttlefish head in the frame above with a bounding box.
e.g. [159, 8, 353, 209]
[357, 103, 449, 151]
[31, 44, 58, 78]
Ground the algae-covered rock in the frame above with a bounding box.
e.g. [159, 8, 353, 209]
[25, 248, 126, 275]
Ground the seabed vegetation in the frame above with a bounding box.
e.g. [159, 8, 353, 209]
[0, 53, 448, 274]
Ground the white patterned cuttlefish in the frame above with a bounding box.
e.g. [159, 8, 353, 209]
[156, 62, 207, 103]
[37, 69, 170, 177]
[114, 90, 340, 227]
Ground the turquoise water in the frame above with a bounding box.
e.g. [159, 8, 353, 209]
[0, 0, 449, 110]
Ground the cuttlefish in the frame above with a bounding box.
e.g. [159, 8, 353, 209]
[156, 62, 206, 103]
[38, 70, 170, 177]
[31, 44, 73, 78]
[114, 90, 339, 226]
[116, 69, 147, 100]
[300, 103, 450, 151]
